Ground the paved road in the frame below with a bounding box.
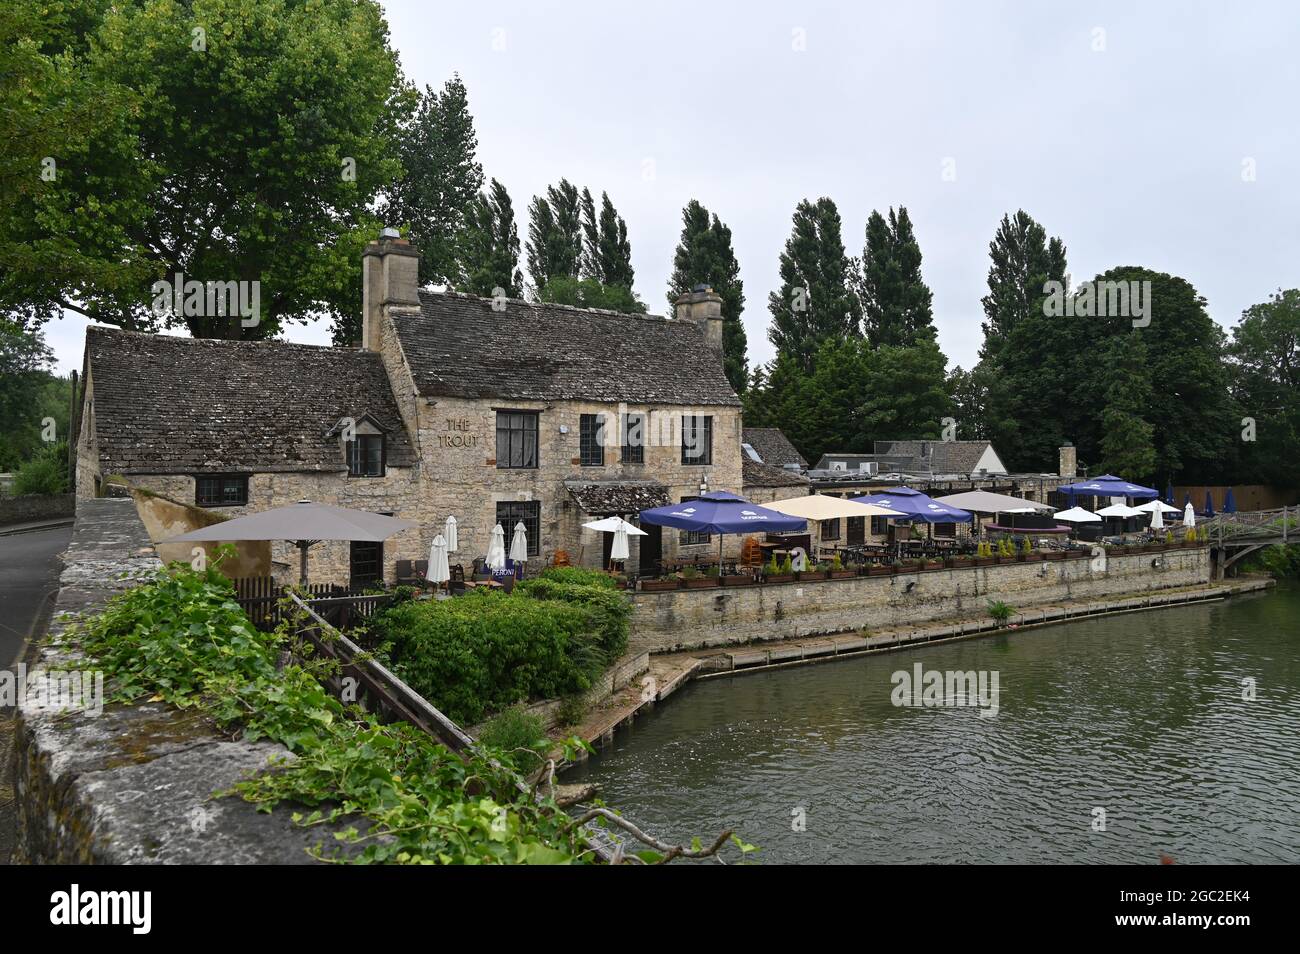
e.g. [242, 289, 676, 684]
[0, 526, 72, 668]
[0, 525, 72, 864]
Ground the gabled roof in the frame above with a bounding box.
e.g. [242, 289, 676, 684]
[85, 327, 416, 475]
[881, 440, 1003, 475]
[742, 427, 807, 469]
[390, 291, 741, 406]
[742, 458, 811, 489]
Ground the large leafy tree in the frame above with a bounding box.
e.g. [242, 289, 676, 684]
[856, 206, 935, 348]
[1, 0, 411, 339]
[525, 179, 582, 291]
[385, 75, 484, 287]
[767, 197, 861, 372]
[1095, 336, 1157, 479]
[1228, 289, 1300, 487]
[667, 199, 747, 393]
[457, 179, 523, 299]
[577, 188, 634, 289]
[0, 319, 72, 470]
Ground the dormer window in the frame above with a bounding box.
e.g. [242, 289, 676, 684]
[347, 434, 385, 477]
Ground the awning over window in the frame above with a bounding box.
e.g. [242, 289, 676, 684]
[565, 479, 670, 516]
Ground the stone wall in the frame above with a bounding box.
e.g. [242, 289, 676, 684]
[627, 547, 1212, 654]
[11, 497, 355, 863]
[0, 493, 74, 526]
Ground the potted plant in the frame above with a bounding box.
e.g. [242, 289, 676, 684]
[720, 568, 753, 586]
[639, 576, 680, 592]
[763, 554, 795, 584]
[797, 560, 829, 582]
[828, 554, 856, 579]
[945, 554, 973, 569]
[867, 561, 892, 576]
[681, 564, 718, 588]
[987, 599, 1016, 628]
[973, 541, 997, 567]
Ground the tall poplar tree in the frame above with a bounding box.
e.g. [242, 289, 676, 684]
[525, 179, 582, 291]
[668, 199, 748, 393]
[767, 197, 861, 372]
[857, 207, 935, 348]
[457, 179, 523, 298]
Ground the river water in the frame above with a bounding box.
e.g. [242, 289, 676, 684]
[566, 587, 1300, 863]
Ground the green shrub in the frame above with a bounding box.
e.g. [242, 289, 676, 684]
[477, 706, 550, 774]
[535, 566, 617, 589]
[987, 600, 1015, 625]
[555, 692, 589, 728]
[11, 441, 68, 495]
[515, 576, 631, 660]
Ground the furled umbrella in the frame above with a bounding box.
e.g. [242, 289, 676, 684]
[1204, 491, 1215, 518]
[1165, 481, 1175, 505]
[509, 520, 529, 566]
[444, 515, 458, 553]
[610, 524, 631, 562]
[485, 523, 507, 571]
[1149, 506, 1165, 531]
[1224, 487, 1237, 514]
[163, 499, 415, 586]
[427, 533, 450, 588]
[1183, 503, 1196, 528]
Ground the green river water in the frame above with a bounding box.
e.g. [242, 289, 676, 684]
[566, 586, 1300, 863]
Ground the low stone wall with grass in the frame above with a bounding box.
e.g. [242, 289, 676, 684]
[628, 546, 1212, 655]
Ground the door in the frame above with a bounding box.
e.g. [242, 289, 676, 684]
[601, 531, 614, 568]
[638, 523, 662, 574]
[350, 540, 383, 588]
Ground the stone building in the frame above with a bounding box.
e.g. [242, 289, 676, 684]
[75, 231, 746, 584]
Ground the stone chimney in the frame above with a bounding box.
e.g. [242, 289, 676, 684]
[1059, 443, 1077, 479]
[675, 284, 724, 352]
[361, 227, 421, 351]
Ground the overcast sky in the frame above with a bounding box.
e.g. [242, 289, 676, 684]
[44, 0, 1300, 375]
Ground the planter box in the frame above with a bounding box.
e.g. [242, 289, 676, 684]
[974, 557, 997, 567]
[919, 561, 944, 572]
[1042, 551, 1066, 561]
[866, 565, 892, 577]
[682, 577, 719, 588]
[796, 570, 828, 582]
[829, 570, 856, 580]
[763, 574, 795, 584]
[1066, 549, 1087, 560]
[720, 574, 753, 586]
[639, 579, 680, 592]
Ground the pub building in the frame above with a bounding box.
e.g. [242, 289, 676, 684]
[75, 230, 749, 585]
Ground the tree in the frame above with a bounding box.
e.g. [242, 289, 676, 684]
[525, 179, 582, 291]
[857, 207, 935, 348]
[537, 276, 645, 313]
[385, 76, 484, 287]
[0, 319, 71, 471]
[1229, 289, 1300, 487]
[974, 210, 1071, 470]
[1095, 336, 1157, 479]
[1, 0, 411, 339]
[576, 189, 634, 290]
[767, 197, 861, 371]
[979, 210, 1067, 361]
[668, 200, 748, 393]
[457, 179, 523, 298]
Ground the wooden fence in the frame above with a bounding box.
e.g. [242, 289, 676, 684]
[232, 576, 394, 632]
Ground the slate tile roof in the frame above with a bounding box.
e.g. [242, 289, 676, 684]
[85, 327, 416, 475]
[391, 292, 741, 406]
[742, 458, 811, 489]
[742, 427, 807, 469]
[564, 479, 671, 516]
[880, 440, 998, 475]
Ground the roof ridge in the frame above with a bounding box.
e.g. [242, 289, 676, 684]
[86, 324, 367, 356]
[416, 289, 673, 324]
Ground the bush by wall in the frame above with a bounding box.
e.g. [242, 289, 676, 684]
[369, 574, 632, 726]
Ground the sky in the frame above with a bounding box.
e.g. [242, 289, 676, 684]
[43, 0, 1300, 375]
